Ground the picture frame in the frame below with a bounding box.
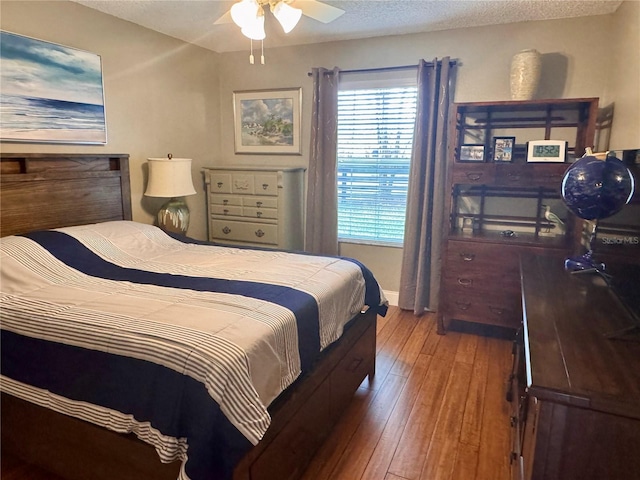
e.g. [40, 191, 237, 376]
[0, 30, 107, 144]
[233, 87, 302, 155]
[527, 140, 567, 163]
[492, 136, 516, 162]
[459, 144, 485, 162]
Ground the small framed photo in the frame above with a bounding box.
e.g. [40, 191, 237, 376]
[527, 140, 567, 163]
[492, 136, 516, 162]
[459, 144, 485, 162]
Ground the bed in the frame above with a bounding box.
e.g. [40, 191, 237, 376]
[0, 153, 386, 480]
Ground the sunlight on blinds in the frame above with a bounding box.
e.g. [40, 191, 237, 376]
[337, 86, 418, 245]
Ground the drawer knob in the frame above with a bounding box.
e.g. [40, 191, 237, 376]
[262, 183, 269, 190]
[222, 226, 231, 235]
[223, 209, 229, 215]
[459, 252, 476, 261]
[455, 301, 471, 311]
[256, 201, 263, 207]
[457, 278, 472, 286]
[223, 199, 229, 205]
[466, 173, 482, 181]
[217, 182, 223, 188]
[255, 229, 265, 238]
[256, 211, 263, 218]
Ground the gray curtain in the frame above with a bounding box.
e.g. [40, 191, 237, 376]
[305, 67, 340, 256]
[398, 57, 455, 314]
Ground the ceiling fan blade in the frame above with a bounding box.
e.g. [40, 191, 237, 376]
[213, 10, 233, 25]
[295, 0, 345, 23]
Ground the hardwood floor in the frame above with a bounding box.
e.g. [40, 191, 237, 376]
[1, 306, 514, 480]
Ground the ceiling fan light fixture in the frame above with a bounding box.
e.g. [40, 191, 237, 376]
[271, 1, 302, 33]
[240, 10, 266, 40]
[230, 0, 260, 28]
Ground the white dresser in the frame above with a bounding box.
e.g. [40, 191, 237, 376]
[203, 166, 305, 250]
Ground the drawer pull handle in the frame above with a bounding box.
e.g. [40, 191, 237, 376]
[457, 278, 472, 286]
[223, 199, 229, 205]
[262, 183, 269, 190]
[507, 173, 521, 182]
[459, 252, 476, 261]
[256, 211, 263, 218]
[256, 201, 263, 207]
[217, 182, 223, 188]
[466, 173, 482, 181]
[223, 209, 229, 215]
[455, 301, 471, 311]
[222, 226, 231, 235]
[255, 229, 265, 238]
[489, 306, 505, 315]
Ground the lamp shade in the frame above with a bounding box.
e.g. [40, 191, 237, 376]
[231, 0, 259, 28]
[272, 1, 302, 33]
[145, 157, 196, 198]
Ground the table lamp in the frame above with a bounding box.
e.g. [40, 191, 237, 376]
[145, 154, 196, 235]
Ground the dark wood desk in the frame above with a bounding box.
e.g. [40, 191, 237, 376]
[511, 255, 640, 480]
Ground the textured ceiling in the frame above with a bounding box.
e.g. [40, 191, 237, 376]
[72, 0, 623, 53]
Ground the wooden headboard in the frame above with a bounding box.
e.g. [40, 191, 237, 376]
[1, 153, 132, 237]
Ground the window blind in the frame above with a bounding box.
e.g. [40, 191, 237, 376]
[337, 86, 418, 245]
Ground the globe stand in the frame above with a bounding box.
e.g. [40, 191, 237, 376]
[564, 221, 606, 274]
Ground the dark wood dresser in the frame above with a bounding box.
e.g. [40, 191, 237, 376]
[511, 255, 640, 480]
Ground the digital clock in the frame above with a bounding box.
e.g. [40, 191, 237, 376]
[527, 140, 567, 163]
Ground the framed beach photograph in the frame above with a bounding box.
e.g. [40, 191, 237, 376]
[459, 144, 485, 162]
[492, 136, 516, 162]
[233, 88, 301, 155]
[0, 31, 106, 144]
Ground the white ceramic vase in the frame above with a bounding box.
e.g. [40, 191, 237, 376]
[510, 49, 542, 100]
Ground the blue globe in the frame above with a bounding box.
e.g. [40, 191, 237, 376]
[561, 154, 635, 220]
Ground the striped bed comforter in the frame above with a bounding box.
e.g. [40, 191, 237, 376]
[0, 221, 387, 480]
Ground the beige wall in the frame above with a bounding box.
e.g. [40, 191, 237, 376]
[2, 1, 638, 294]
[0, 0, 221, 241]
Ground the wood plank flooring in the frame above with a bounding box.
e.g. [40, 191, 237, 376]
[1, 306, 514, 480]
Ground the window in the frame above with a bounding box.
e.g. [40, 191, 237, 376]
[337, 82, 418, 245]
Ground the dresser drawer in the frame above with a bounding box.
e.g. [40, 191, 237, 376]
[210, 219, 278, 245]
[452, 164, 496, 184]
[209, 173, 232, 193]
[210, 194, 242, 206]
[445, 240, 521, 273]
[441, 291, 521, 328]
[443, 268, 520, 295]
[211, 204, 243, 217]
[243, 197, 278, 209]
[495, 164, 567, 189]
[254, 174, 279, 195]
[243, 207, 278, 220]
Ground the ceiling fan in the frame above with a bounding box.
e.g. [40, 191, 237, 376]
[215, 0, 345, 64]
[214, 0, 345, 36]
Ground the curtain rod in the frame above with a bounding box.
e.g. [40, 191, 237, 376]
[307, 60, 458, 76]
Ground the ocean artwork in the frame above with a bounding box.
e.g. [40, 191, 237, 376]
[0, 31, 106, 144]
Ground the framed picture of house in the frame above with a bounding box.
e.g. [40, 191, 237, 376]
[492, 136, 516, 162]
[0, 31, 107, 144]
[233, 88, 302, 155]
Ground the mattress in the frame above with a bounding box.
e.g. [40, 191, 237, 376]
[0, 221, 387, 479]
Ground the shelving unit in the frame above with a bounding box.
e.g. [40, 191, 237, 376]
[437, 98, 599, 333]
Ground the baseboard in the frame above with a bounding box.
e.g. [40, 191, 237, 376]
[383, 290, 399, 307]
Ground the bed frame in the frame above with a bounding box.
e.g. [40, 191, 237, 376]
[0, 153, 377, 480]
